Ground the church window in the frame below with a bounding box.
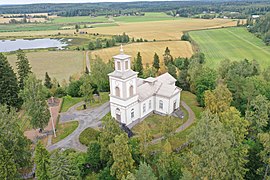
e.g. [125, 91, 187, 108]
[159, 100, 163, 109]
[143, 104, 146, 113]
[131, 109, 134, 118]
[117, 61, 121, 70]
[149, 100, 151, 109]
[129, 85, 134, 97]
[115, 86, 120, 97]
[125, 61, 128, 70]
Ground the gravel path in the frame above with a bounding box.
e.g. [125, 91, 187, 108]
[47, 102, 110, 152]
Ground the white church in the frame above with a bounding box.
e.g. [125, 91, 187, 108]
[108, 46, 182, 126]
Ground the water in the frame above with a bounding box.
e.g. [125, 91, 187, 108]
[0, 38, 68, 52]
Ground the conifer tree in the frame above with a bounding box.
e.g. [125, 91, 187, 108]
[167, 63, 177, 79]
[0, 53, 20, 109]
[80, 75, 94, 106]
[163, 47, 173, 66]
[152, 53, 160, 72]
[35, 141, 50, 180]
[134, 52, 143, 77]
[16, 49, 31, 89]
[44, 72, 52, 89]
[109, 134, 135, 179]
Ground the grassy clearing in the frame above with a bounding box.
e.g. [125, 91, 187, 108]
[52, 121, 79, 144]
[79, 128, 100, 146]
[76, 92, 110, 110]
[6, 51, 84, 82]
[181, 91, 203, 119]
[189, 27, 270, 68]
[61, 96, 84, 113]
[91, 41, 193, 65]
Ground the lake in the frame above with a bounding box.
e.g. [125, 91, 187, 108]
[0, 38, 68, 52]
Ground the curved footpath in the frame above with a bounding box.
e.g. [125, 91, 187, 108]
[47, 100, 195, 152]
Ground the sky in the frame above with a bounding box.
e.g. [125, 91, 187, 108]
[0, 0, 171, 5]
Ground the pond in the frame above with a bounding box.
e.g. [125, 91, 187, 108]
[0, 38, 69, 52]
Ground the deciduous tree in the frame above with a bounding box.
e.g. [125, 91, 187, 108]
[135, 162, 156, 180]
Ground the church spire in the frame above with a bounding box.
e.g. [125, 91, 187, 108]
[120, 44, 124, 54]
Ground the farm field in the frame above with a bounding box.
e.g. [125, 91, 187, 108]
[91, 41, 193, 64]
[189, 27, 270, 68]
[0, 16, 236, 40]
[6, 51, 84, 81]
[112, 12, 175, 22]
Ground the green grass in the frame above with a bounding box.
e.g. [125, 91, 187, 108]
[181, 91, 203, 119]
[61, 96, 84, 112]
[112, 12, 176, 23]
[52, 16, 110, 24]
[52, 121, 79, 144]
[76, 92, 109, 110]
[79, 128, 100, 146]
[189, 27, 270, 68]
[0, 23, 62, 32]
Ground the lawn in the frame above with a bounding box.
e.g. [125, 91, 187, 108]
[6, 50, 85, 82]
[189, 27, 270, 68]
[91, 41, 193, 65]
[52, 121, 79, 144]
[79, 127, 100, 146]
[61, 96, 84, 112]
[76, 92, 110, 110]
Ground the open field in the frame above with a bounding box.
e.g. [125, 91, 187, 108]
[91, 41, 193, 64]
[6, 51, 84, 81]
[0, 17, 236, 40]
[52, 16, 110, 24]
[189, 27, 270, 68]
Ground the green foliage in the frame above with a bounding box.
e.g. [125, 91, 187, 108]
[128, 138, 141, 166]
[85, 141, 102, 173]
[245, 95, 270, 136]
[178, 69, 189, 91]
[181, 33, 190, 41]
[109, 134, 135, 179]
[167, 63, 177, 79]
[134, 52, 143, 77]
[163, 47, 173, 66]
[50, 150, 81, 180]
[258, 132, 270, 179]
[135, 162, 156, 180]
[79, 128, 100, 146]
[16, 49, 32, 89]
[152, 53, 160, 71]
[0, 53, 20, 109]
[88, 41, 95, 50]
[98, 167, 116, 180]
[113, 32, 130, 43]
[174, 57, 189, 70]
[44, 72, 53, 89]
[0, 105, 31, 179]
[67, 79, 83, 97]
[35, 141, 50, 180]
[80, 75, 94, 106]
[20, 74, 50, 129]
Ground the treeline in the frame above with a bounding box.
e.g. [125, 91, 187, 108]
[1, 1, 269, 17]
[248, 13, 270, 45]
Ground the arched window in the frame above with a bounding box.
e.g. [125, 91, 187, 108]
[131, 108, 134, 118]
[129, 85, 134, 97]
[159, 100, 163, 110]
[125, 61, 129, 70]
[115, 86, 120, 97]
[117, 61, 121, 70]
[116, 108, 121, 121]
[149, 100, 152, 109]
[143, 103, 146, 113]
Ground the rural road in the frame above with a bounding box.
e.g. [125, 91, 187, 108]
[47, 102, 110, 152]
[151, 101, 195, 144]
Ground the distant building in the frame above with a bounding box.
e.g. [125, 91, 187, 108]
[252, 15, 260, 19]
[108, 46, 181, 126]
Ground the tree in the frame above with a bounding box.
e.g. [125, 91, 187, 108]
[178, 69, 189, 90]
[98, 116, 122, 165]
[16, 49, 32, 89]
[35, 141, 50, 180]
[134, 52, 143, 77]
[163, 47, 173, 66]
[109, 134, 135, 179]
[95, 39, 102, 49]
[152, 53, 160, 72]
[44, 72, 52, 89]
[245, 95, 270, 136]
[0, 105, 31, 179]
[50, 150, 80, 180]
[258, 132, 270, 179]
[0, 53, 20, 109]
[167, 63, 177, 79]
[135, 162, 156, 180]
[80, 75, 94, 106]
[85, 141, 101, 173]
[20, 74, 50, 129]
[186, 110, 231, 179]
[88, 41, 95, 50]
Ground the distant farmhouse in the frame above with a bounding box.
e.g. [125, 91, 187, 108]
[108, 46, 181, 126]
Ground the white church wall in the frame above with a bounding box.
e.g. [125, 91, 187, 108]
[125, 78, 137, 97]
[125, 103, 140, 125]
[139, 96, 155, 118]
[168, 92, 181, 114]
[155, 96, 170, 114]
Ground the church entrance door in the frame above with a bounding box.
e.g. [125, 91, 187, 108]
[173, 101, 177, 110]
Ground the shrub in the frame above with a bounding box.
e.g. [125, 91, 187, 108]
[79, 128, 100, 146]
